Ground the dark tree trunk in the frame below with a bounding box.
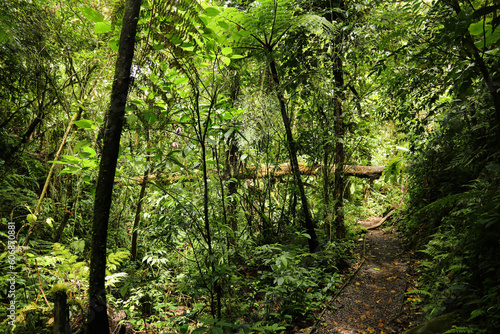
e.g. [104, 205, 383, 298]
[268, 57, 320, 253]
[131, 130, 150, 262]
[332, 46, 346, 239]
[87, 0, 141, 333]
[130, 165, 149, 261]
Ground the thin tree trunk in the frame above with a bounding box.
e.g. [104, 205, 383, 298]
[23, 107, 83, 246]
[130, 165, 149, 261]
[268, 57, 320, 253]
[131, 130, 151, 261]
[87, 1, 141, 333]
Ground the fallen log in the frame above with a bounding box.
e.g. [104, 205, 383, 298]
[125, 163, 385, 183]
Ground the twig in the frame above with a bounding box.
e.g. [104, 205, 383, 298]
[35, 259, 52, 309]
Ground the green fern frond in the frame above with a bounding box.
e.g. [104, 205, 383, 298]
[417, 191, 480, 215]
[443, 326, 475, 333]
[295, 14, 339, 39]
[448, 263, 468, 273]
[106, 250, 130, 271]
[468, 309, 486, 320]
[405, 289, 433, 297]
[147, 0, 203, 43]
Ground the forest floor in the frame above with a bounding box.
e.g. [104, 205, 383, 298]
[310, 218, 423, 334]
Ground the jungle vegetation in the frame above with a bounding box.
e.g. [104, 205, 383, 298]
[0, 0, 499, 333]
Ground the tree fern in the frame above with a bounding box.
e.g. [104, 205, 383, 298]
[146, 0, 203, 43]
[221, 0, 339, 52]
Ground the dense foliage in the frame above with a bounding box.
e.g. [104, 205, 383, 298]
[0, 0, 498, 333]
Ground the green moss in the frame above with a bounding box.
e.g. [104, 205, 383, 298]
[47, 283, 69, 300]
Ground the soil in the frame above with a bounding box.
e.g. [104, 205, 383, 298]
[312, 219, 422, 334]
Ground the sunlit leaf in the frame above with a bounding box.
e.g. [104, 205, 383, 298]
[221, 47, 232, 55]
[94, 21, 112, 34]
[79, 7, 104, 22]
[74, 119, 93, 129]
[204, 7, 220, 17]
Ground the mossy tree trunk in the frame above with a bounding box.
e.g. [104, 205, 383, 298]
[87, 0, 141, 333]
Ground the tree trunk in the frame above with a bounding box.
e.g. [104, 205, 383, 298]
[87, 0, 141, 333]
[131, 130, 151, 262]
[268, 57, 320, 253]
[332, 43, 346, 239]
[130, 165, 149, 262]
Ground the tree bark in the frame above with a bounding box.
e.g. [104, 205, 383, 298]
[130, 164, 149, 262]
[87, 0, 141, 333]
[332, 41, 346, 239]
[131, 130, 151, 262]
[268, 57, 320, 253]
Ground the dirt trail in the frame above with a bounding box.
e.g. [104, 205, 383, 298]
[315, 225, 411, 334]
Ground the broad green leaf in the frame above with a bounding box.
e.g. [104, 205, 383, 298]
[48, 160, 68, 165]
[277, 277, 284, 286]
[61, 155, 82, 164]
[221, 47, 232, 55]
[182, 46, 195, 52]
[230, 54, 245, 59]
[222, 56, 230, 66]
[218, 21, 229, 29]
[174, 77, 189, 85]
[280, 256, 288, 268]
[82, 146, 97, 158]
[468, 20, 488, 35]
[79, 7, 104, 22]
[95, 21, 112, 34]
[60, 166, 80, 175]
[27, 214, 37, 224]
[74, 119, 93, 129]
[74, 140, 92, 153]
[204, 7, 220, 17]
[109, 36, 119, 51]
[131, 99, 147, 106]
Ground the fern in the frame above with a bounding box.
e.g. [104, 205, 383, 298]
[443, 326, 475, 333]
[405, 289, 433, 297]
[416, 191, 480, 216]
[106, 250, 129, 272]
[468, 309, 486, 321]
[222, 0, 339, 51]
